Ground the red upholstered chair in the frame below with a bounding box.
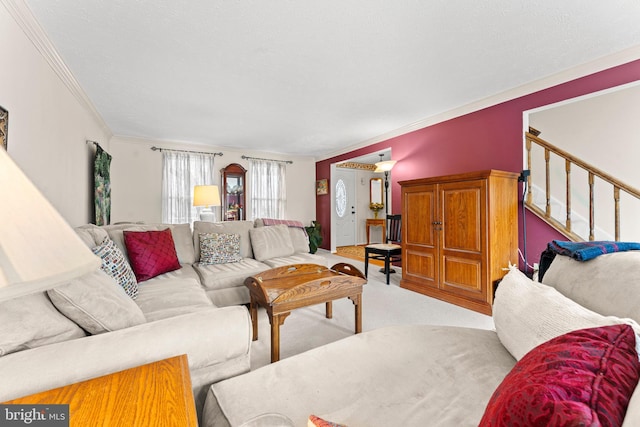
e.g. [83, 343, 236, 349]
[364, 215, 401, 285]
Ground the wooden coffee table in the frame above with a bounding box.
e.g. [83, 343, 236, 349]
[245, 262, 366, 363]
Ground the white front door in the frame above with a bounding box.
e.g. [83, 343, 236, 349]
[333, 169, 356, 247]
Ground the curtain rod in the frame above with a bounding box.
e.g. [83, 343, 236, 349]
[86, 140, 99, 146]
[151, 146, 223, 156]
[241, 155, 293, 164]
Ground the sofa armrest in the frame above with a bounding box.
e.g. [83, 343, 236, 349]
[0, 306, 251, 402]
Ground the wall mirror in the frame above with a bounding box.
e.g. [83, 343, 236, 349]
[370, 178, 383, 205]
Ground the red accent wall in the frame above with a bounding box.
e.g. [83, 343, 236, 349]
[316, 59, 640, 268]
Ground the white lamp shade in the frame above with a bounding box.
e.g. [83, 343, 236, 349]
[193, 185, 221, 207]
[374, 160, 397, 173]
[0, 148, 102, 300]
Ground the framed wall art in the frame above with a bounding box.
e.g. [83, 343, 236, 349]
[316, 179, 328, 195]
[0, 106, 7, 151]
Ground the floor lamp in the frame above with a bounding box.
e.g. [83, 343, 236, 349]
[374, 155, 397, 274]
[374, 155, 397, 216]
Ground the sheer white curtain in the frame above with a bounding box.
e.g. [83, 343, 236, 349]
[249, 159, 286, 219]
[162, 151, 216, 224]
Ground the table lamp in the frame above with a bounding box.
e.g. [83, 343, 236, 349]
[0, 148, 101, 301]
[193, 185, 221, 221]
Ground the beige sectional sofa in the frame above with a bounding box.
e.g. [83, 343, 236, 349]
[203, 251, 640, 426]
[0, 218, 326, 422]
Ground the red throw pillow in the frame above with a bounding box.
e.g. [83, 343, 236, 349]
[123, 229, 181, 282]
[308, 415, 346, 427]
[480, 324, 640, 426]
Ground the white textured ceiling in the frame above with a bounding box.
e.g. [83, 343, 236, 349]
[23, 0, 640, 158]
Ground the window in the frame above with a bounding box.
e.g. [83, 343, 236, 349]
[249, 159, 286, 219]
[161, 151, 216, 224]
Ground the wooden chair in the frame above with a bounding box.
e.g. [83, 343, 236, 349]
[364, 214, 402, 284]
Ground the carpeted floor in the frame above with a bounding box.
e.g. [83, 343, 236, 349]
[249, 249, 494, 370]
[335, 244, 384, 266]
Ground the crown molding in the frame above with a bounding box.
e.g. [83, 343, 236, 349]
[319, 45, 640, 162]
[2, 0, 112, 137]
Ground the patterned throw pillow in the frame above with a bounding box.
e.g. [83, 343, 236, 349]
[123, 228, 181, 282]
[92, 237, 139, 299]
[480, 324, 640, 426]
[308, 415, 346, 427]
[199, 233, 242, 264]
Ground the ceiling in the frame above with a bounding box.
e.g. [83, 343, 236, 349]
[23, 1, 640, 159]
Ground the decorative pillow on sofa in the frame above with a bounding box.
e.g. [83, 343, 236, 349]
[493, 266, 640, 360]
[199, 233, 242, 264]
[480, 324, 640, 426]
[0, 292, 86, 356]
[92, 237, 139, 299]
[47, 270, 146, 335]
[194, 220, 255, 259]
[249, 224, 295, 262]
[308, 415, 346, 427]
[123, 228, 181, 282]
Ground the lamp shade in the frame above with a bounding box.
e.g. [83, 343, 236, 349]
[0, 148, 101, 301]
[193, 185, 221, 207]
[374, 160, 397, 173]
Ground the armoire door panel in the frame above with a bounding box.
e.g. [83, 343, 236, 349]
[404, 189, 435, 247]
[440, 183, 484, 253]
[405, 250, 437, 288]
[441, 255, 483, 296]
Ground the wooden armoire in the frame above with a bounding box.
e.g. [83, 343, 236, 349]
[399, 170, 519, 315]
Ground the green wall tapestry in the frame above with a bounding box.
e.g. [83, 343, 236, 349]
[94, 144, 112, 225]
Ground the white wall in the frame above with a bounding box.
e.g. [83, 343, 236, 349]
[110, 137, 317, 224]
[528, 82, 640, 240]
[1, 4, 111, 226]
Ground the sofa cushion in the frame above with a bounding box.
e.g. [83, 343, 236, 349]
[542, 252, 640, 324]
[194, 221, 255, 260]
[255, 218, 309, 253]
[75, 224, 109, 248]
[493, 266, 639, 360]
[0, 293, 86, 356]
[123, 228, 181, 282]
[289, 227, 310, 253]
[204, 325, 515, 427]
[262, 253, 329, 268]
[194, 258, 270, 291]
[47, 270, 146, 335]
[199, 233, 242, 264]
[167, 223, 197, 265]
[480, 324, 640, 426]
[249, 224, 295, 262]
[92, 237, 139, 299]
[134, 266, 213, 322]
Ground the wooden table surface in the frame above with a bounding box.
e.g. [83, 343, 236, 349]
[366, 218, 386, 244]
[3, 354, 197, 427]
[245, 263, 366, 362]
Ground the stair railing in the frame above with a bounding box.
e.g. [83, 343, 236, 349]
[525, 131, 640, 241]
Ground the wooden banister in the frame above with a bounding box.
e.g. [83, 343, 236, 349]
[527, 133, 640, 198]
[524, 132, 640, 241]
